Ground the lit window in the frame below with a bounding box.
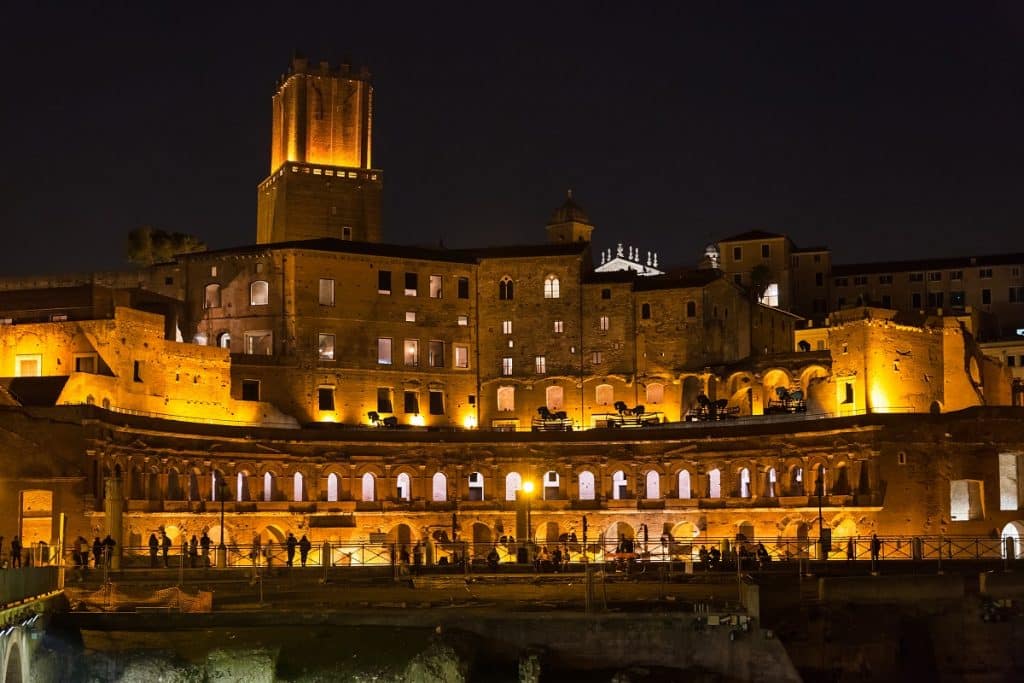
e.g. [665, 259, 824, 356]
[596, 383, 613, 406]
[950, 479, 984, 520]
[497, 386, 515, 411]
[318, 333, 335, 361]
[318, 386, 335, 411]
[502, 320, 512, 334]
[243, 330, 273, 355]
[553, 320, 563, 333]
[535, 356, 546, 374]
[760, 283, 779, 308]
[250, 280, 269, 306]
[546, 385, 564, 411]
[999, 454, 1021, 511]
[377, 338, 393, 365]
[211, 266, 217, 277]
[406, 311, 416, 322]
[404, 339, 419, 366]
[544, 275, 560, 299]
[429, 340, 445, 367]
[405, 272, 418, 296]
[646, 383, 664, 404]
[501, 357, 513, 376]
[928, 271, 942, 282]
[429, 274, 442, 298]
[457, 315, 469, 326]
[592, 351, 603, 365]
[319, 278, 335, 306]
[15, 354, 41, 377]
[599, 316, 609, 331]
[454, 344, 469, 368]
[204, 283, 221, 309]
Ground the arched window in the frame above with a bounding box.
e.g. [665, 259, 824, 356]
[361, 472, 375, 502]
[293, 472, 304, 502]
[612, 470, 627, 500]
[263, 472, 274, 502]
[790, 466, 804, 495]
[646, 383, 664, 404]
[497, 386, 515, 412]
[236, 472, 248, 501]
[396, 472, 411, 501]
[709, 468, 721, 498]
[326, 473, 339, 502]
[814, 465, 828, 496]
[766, 468, 777, 497]
[798, 340, 811, 352]
[543, 470, 559, 500]
[250, 280, 269, 306]
[166, 469, 181, 500]
[432, 472, 447, 502]
[505, 471, 522, 501]
[210, 471, 223, 501]
[204, 283, 221, 309]
[645, 471, 660, 499]
[596, 384, 614, 406]
[738, 467, 751, 498]
[686, 301, 696, 317]
[578, 471, 596, 500]
[544, 275, 560, 299]
[468, 471, 484, 501]
[216, 332, 231, 349]
[678, 470, 691, 499]
[499, 277, 514, 300]
[546, 385, 564, 411]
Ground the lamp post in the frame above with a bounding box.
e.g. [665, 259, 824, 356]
[216, 475, 229, 568]
[522, 480, 534, 547]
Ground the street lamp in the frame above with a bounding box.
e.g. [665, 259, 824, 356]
[522, 480, 535, 546]
[216, 474, 230, 568]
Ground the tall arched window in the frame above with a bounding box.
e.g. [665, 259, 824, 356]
[646, 383, 664, 404]
[709, 468, 721, 498]
[327, 473, 339, 502]
[546, 385, 564, 411]
[612, 470, 627, 500]
[596, 384, 614, 406]
[432, 472, 447, 502]
[738, 467, 751, 498]
[766, 468, 777, 497]
[204, 283, 221, 309]
[543, 470, 560, 500]
[645, 471, 660, 499]
[499, 277, 514, 300]
[505, 471, 522, 501]
[396, 472, 411, 501]
[236, 472, 248, 501]
[678, 470, 691, 499]
[263, 472, 274, 502]
[579, 471, 596, 500]
[497, 386, 515, 412]
[361, 472, 375, 502]
[216, 332, 231, 349]
[293, 472, 304, 502]
[250, 280, 269, 306]
[544, 275, 560, 299]
[468, 471, 484, 501]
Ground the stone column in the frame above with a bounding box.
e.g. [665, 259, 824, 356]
[104, 477, 124, 570]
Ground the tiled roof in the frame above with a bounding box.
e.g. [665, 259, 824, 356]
[832, 252, 1024, 276]
[718, 230, 787, 242]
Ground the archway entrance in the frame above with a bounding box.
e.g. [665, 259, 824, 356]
[471, 522, 492, 557]
[5, 641, 22, 683]
[1001, 521, 1024, 559]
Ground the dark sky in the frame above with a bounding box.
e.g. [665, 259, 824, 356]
[3, 2, 1023, 276]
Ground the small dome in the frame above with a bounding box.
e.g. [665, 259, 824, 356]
[548, 191, 592, 225]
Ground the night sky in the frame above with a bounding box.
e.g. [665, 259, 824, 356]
[3, 2, 1023, 276]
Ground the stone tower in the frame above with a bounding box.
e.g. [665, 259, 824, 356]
[546, 191, 594, 244]
[256, 55, 383, 244]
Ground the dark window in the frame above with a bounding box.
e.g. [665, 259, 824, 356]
[1008, 356, 1016, 367]
[318, 387, 335, 411]
[733, 246, 742, 260]
[499, 277, 514, 300]
[457, 277, 469, 299]
[429, 340, 445, 368]
[133, 361, 143, 383]
[241, 379, 260, 401]
[405, 272, 418, 295]
[601, 288, 611, 299]
[928, 292, 944, 308]
[733, 274, 742, 285]
[982, 289, 992, 305]
[686, 301, 696, 317]
[912, 293, 922, 308]
[837, 297, 845, 308]
[842, 383, 854, 404]
[377, 388, 393, 413]
[881, 295, 892, 308]
[641, 303, 651, 319]
[429, 390, 444, 415]
[165, 276, 174, 285]
[378, 270, 392, 294]
[815, 273, 823, 286]
[404, 391, 419, 414]
[761, 244, 770, 258]
[468, 394, 476, 405]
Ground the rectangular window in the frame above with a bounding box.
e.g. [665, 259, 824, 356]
[211, 266, 217, 277]
[950, 479, 985, 520]
[404, 339, 419, 366]
[733, 246, 742, 261]
[815, 273, 824, 286]
[318, 333, 335, 361]
[429, 340, 445, 367]
[377, 338, 393, 365]
[761, 244, 770, 258]
[405, 311, 416, 322]
[457, 315, 468, 326]
[404, 391, 419, 414]
[881, 295, 892, 308]
[950, 270, 963, 281]
[250, 280, 269, 306]
[928, 271, 942, 282]
[405, 272, 418, 296]
[911, 293, 922, 308]
[318, 387, 335, 411]
[501, 357, 513, 376]
[841, 382, 854, 404]
[1007, 356, 1016, 367]
[342, 226, 353, 240]
[74, 354, 97, 374]
[454, 344, 469, 369]
[457, 277, 469, 299]
[497, 386, 515, 412]
[378, 270, 392, 294]
[909, 272, 924, 282]
[592, 351, 603, 364]
[535, 356, 546, 374]
[599, 316, 609, 331]
[853, 276, 868, 286]
[982, 289, 992, 305]
[950, 291, 965, 307]
[319, 278, 335, 306]
[241, 379, 260, 401]
[502, 320, 512, 335]
[878, 274, 893, 285]
[601, 288, 611, 299]
[980, 268, 993, 279]
[928, 292, 944, 308]
[553, 320, 563, 333]
[377, 387, 393, 413]
[1000, 453, 1022, 511]
[244, 330, 273, 355]
[15, 354, 41, 377]
[429, 275, 442, 298]
[1010, 286, 1024, 303]
[429, 390, 444, 415]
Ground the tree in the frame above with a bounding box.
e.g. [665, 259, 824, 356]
[749, 263, 774, 302]
[127, 226, 206, 265]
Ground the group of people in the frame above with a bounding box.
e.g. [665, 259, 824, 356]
[70, 535, 116, 569]
[698, 542, 772, 570]
[149, 530, 213, 568]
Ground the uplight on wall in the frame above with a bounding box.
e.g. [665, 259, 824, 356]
[462, 415, 478, 429]
[409, 414, 425, 426]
